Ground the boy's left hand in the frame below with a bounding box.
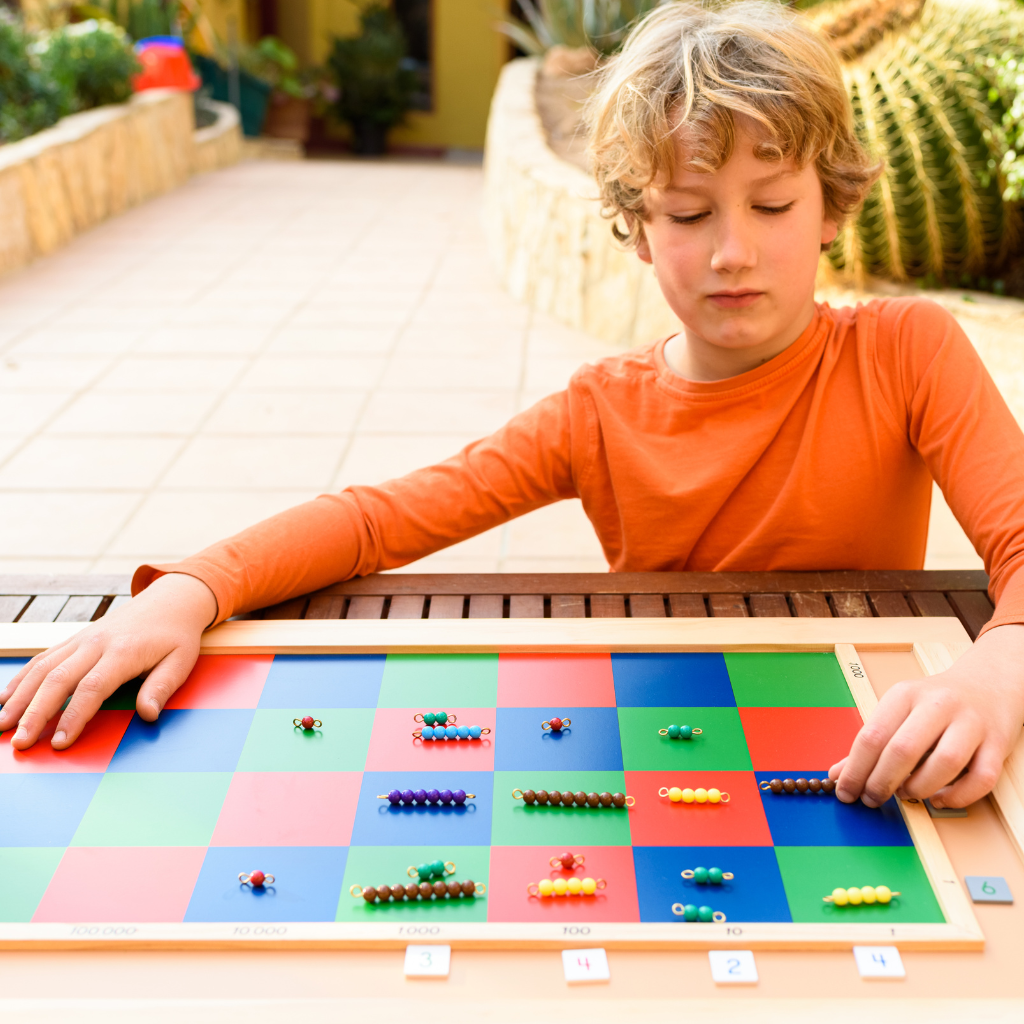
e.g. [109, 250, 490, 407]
[831, 623, 1024, 809]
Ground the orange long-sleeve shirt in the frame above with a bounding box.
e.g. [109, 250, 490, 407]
[134, 297, 1024, 633]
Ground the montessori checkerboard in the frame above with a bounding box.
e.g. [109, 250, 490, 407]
[0, 651, 946, 927]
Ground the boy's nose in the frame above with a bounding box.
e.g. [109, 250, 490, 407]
[710, 215, 758, 274]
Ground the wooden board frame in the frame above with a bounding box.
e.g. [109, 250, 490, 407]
[0, 616, 987, 952]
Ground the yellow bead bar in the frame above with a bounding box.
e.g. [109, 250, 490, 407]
[528, 877, 606, 897]
[658, 786, 730, 804]
[824, 885, 899, 905]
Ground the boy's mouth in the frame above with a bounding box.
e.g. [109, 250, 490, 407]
[707, 290, 763, 309]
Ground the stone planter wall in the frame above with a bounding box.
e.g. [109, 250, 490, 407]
[0, 89, 242, 278]
[483, 57, 681, 348]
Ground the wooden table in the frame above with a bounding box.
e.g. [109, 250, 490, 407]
[1, 569, 1017, 1023]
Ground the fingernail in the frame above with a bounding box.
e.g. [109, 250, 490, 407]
[52, 731, 66, 746]
[13, 727, 26, 743]
[930, 799, 944, 809]
[147, 699, 161, 712]
[0, 710, 7, 726]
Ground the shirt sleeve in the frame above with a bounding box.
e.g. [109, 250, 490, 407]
[132, 390, 579, 624]
[886, 298, 1024, 634]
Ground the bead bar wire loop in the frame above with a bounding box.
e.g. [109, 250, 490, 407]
[760, 777, 836, 795]
[238, 871, 275, 887]
[513, 788, 634, 808]
[823, 885, 900, 906]
[550, 852, 585, 869]
[658, 725, 702, 738]
[527, 877, 606, 897]
[293, 717, 322, 729]
[681, 868, 734, 882]
[541, 717, 572, 731]
[658, 786, 730, 804]
[671, 903, 727, 923]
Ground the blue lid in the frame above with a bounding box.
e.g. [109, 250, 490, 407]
[135, 35, 185, 50]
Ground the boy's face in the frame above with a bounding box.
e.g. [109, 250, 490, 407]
[639, 118, 837, 379]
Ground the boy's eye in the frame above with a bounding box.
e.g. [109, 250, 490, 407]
[668, 212, 709, 225]
[754, 202, 795, 215]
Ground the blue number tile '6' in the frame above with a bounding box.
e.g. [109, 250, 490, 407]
[108, 710, 254, 773]
[494, 708, 623, 772]
[351, 772, 494, 847]
[185, 846, 349, 922]
[611, 654, 735, 708]
[755, 771, 912, 847]
[0, 773, 103, 846]
[258, 656, 385, 709]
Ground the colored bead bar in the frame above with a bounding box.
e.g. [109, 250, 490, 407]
[528, 877, 606, 897]
[541, 717, 571, 732]
[658, 725, 702, 739]
[293, 717, 322, 730]
[671, 903, 726, 922]
[407, 859, 455, 881]
[513, 788, 634, 807]
[238, 870, 274, 888]
[414, 712, 458, 726]
[658, 786, 730, 804]
[681, 866, 734, 884]
[824, 885, 900, 906]
[414, 724, 491, 741]
[550, 851, 586, 869]
[760, 777, 836, 795]
[379, 788, 474, 806]
[351, 879, 486, 903]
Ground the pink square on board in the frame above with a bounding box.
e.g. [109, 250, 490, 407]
[211, 772, 362, 847]
[33, 847, 206, 922]
[487, 846, 640, 923]
[0, 711, 133, 774]
[364, 708, 495, 772]
[164, 655, 272, 710]
[497, 655, 616, 708]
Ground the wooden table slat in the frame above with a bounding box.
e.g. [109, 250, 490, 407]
[907, 591, 957, 618]
[0, 596, 30, 623]
[55, 595, 105, 623]
[869, 591, 913, 617]
[387, 595, 425, 619]
[590, 594, 626, 618]
[628, 594, 666, 617]
[709, 593, 749, 617]
[509, 594, 544, 618]
[748, 593, 791, 617]
[263, 597, 309, 620]
[17, 595, 69, 623]
[947, 590, 996, 640]
[305, 595, 347, 620]
[468, 594, 503, 619]
[790, 592, 831, 617]
[550, 594, 585, 618]
[345, 595, 386, 620]
[428, 595, 465, 619]
[830, 592, 872, 618]
[668, 593, 706, 617]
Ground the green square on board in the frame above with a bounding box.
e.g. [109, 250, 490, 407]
[491, 771, 633, 847]
[775, 845, 945, 924]
[0, 848, 64, 921]
[377, 654, 498, 709]
[236, 708, 373, 772]
[725, 653, 855, 707]
[337, 845, 491, 923]
[617, 707, 752, 771]
[71, 772, 231, 847]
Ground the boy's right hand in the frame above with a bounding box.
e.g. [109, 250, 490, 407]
[0, 573, 218, 751]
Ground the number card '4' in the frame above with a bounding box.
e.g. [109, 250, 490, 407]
[708, 950, 758, 985]
[853, 945, 905, 979]
[562, 947, 610, 983]
[404, 944, 451, 978]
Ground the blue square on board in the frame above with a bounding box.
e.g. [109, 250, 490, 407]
[258, 655, 385, 709]
[611, 653, 735, 707]
[494, 708, 623, 772]
[185, 846, 349, 922]
[0, 773, 102, 846]
[0, 658, 28, 692]
[108, 709, 253, 773]
[351, 772, 494, 846]
[755, 771, 912, 846]
[633, 845, 792, 923]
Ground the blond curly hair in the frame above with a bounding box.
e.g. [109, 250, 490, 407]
[586, 0, 881, 247]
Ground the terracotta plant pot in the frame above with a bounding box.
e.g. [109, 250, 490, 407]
[263, 95, 311, 141]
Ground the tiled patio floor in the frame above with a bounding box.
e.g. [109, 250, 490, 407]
[0, 156, 989, 576]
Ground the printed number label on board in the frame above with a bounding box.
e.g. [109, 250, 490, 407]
[852, 945, 905, 979]
[404, 944, 451, 977]
[708, 950, 758, 984]
[562, 947, 610, 983]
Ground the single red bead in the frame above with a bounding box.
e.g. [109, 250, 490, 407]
[560, 852, 576, 870]
[301, 716, 315, 730]
[248, 870, 266, 888]
[549, 717, 563, 732]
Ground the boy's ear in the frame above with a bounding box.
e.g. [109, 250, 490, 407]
[820, 216, 839, 250]
[636, 232, 653, 264]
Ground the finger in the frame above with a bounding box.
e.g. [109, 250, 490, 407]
[834, 685, 915, 803]
[0, 636, 77, 704]
[858, 703, 952, 808]
[898, 720, 980, 802]
[12, 644, 105, 749]
[50, 652, 139, 748]
[929, 743, 1005, 809]
[135, 648, 200, 721]
[0, 641, 82, 733]
[828, 756, 848, 780]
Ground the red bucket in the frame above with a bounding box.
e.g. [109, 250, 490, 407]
[133, 40, 201, 92]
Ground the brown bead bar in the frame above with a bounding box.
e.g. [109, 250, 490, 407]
[351, 880, 487, 903]
[513, 788, 634, 807]
[760, 777, 836, 795]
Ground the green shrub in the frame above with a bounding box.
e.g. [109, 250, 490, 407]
[0, 11, 70, 142]
[38, 19, 140, 110]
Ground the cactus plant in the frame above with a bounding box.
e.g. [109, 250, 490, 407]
[500, 0, 663, 56]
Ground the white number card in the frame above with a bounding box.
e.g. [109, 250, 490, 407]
[404, 944, 451, 977]
[562, 947, 610, 983]
[708, 949, 758, 984]
[853, 945, 905, 979]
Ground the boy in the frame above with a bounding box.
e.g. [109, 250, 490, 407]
[3, 1, 1024, 811]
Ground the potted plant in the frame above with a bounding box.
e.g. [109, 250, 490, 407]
[242, 35, 311, 142]
[327, 2, 417, 156]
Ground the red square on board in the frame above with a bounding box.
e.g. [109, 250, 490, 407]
[33, 847, 206, 923]
[739, 707, 864, 771]
[497, 655, 616, 708]
[364, 708, 495, 772]
[625, 770, 773, 847]
[211, 771, 361, 847]
[487, 846, 640, 923]
[164, 655, 272, 710]
[0, 711, 132, 774]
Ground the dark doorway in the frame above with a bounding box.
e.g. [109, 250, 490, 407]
[394, 0, 432, 111]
